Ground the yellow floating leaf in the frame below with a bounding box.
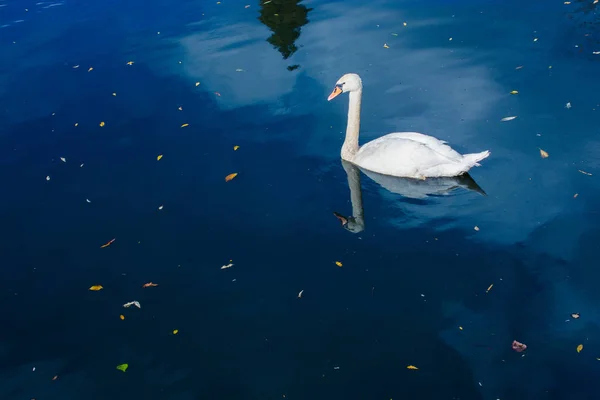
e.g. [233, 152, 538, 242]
[510, 90, 519, 94]
[539, 148, 549, 158]
[406, 365, 418, 370]
[383, 43, 390, 48]
[335, 261, 343, 267]
[88, 67, 93, 72]
[577, 344, 583, 353]
[181, 123, 189, 128]
[173, 329, 179, 335]
[233, 145, 240, 151]
[126, 61, 134, 65]
[225, 173, 238, 182]
[89, 285, 103, 291]
[195, 82, 200, 86]
[120, 315, 125, 320]
[459, 326, 463, 330]
[74, 122, 79, 127]
[99, 121, 105, 127]
[157, 154, 163, 161]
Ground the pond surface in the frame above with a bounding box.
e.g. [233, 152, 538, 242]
[1, 0, 600, 399]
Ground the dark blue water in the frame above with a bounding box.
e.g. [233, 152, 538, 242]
[2, 0, 600, 398]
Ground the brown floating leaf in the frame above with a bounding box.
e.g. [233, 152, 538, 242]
[225, 173, 238, 182]
[486, 283, 493, 293]
[571, 312, 580, 319]
[512, 340, 527, 352]
[142, 282, 158, 288]
[120, 315, 125, 320]
[100, 238, 115, 248]
[181, 123, 189, 128]
[89, 285, 103, 291]
[577, 344, 583, 353]
[539, 148, 549, 158]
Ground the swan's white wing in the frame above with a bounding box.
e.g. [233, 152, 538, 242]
[382, 132, 462, 158]
[353, 134, 464, 178]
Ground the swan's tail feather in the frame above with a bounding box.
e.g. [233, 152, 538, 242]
[462, 150, 490, 167]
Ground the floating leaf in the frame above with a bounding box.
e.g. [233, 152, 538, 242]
[52, 375, 58, 381]
[512, 340, 527, 352]
[578, 170, 592, 176]
[88, 67, 93, 72]
[195, 82, 200, 86]
[221, 263, 233, 269]
[157, 154, 163, 161]
[89, 285, 103, 291]
[571, 312, 580, 319]
[383, 43, 390, 48]
[119, 315, 125, 320]
[501, 116, 517, 122]
[406, 365, 418, 370]
[539, 148, 549, 158]
[100, 238, 115, 248]
[123, 301, 141, 308]
[335, 261, 343, 267]
[112, 92, 116, 96]
[60, 157, 66, 162]
[298, 289, 304, 298]
[116, 364, 128, 372]
[225, 173, 238, 182]
[510, 90, 519, 95]
[126, 61, 134, 65]
[173, 329, 179, 335]
[181, 123, 189, 128]
[486, 283, 493, 293]
[158, 205, 164, 210]
[233, 145, 240, 151]
[577, 344, 583, 353]
[99, 121, 105, 127]
[46, 175, 50, 181]
[142, 282, 158, 288]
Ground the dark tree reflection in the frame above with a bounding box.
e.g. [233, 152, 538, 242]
[258, 0, 312, 71]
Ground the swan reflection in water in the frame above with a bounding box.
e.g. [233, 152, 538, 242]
[334, 160, 486, 233]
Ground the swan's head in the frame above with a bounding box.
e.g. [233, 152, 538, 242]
[327, 73, 363, 101]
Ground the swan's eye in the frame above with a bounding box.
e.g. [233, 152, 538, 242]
[336, 83, 344, 88]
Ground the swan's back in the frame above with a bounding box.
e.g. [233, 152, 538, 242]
[354, 132, 466, 177]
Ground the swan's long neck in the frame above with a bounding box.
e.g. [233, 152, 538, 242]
[341, 89, 362, 161]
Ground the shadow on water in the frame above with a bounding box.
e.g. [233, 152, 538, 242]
[258, 0, 312, 71]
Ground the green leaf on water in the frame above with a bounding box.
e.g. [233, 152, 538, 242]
[116, 363, 129, 372]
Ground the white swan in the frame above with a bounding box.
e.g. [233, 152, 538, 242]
[327, 73, 490, 179]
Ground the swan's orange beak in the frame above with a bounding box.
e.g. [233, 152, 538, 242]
[327, 86, 343, 101]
